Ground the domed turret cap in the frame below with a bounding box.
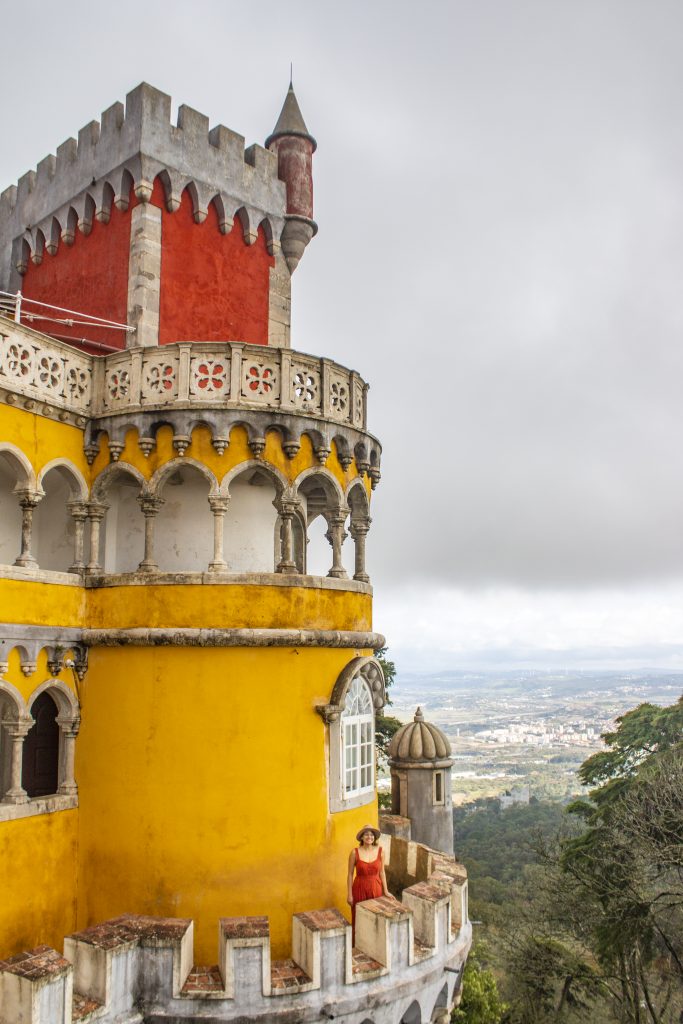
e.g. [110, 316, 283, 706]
[389, 708, 452, 763]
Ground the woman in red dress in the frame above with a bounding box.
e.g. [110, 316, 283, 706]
[347, 825, 389, 937]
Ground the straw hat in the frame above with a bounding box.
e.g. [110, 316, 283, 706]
[356, 824, 381, 842]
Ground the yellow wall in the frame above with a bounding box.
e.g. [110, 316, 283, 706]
[0, 809, 78, 956]
[76, 646, 378, 961]
[0, 403, 378, 963]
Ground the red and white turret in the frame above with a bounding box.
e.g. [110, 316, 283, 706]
[266, 82, 317, 273]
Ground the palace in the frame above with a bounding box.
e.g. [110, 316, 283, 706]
[0, 82, 470, 1023]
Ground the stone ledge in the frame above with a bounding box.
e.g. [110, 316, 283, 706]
[81, 627, 385, 650]
[0, 793, 77, 823]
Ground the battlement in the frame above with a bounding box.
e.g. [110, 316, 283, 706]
[0, 837, 470, 1024]
[0, 83, 287, 290]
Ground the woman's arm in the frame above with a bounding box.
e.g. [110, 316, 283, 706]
[379, 847, 389, 897]
[347, 850, 356, 906]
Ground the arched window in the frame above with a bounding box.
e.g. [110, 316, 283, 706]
[22, 692, 59, 797]
[320, 657, 386, 813]
[342, 677, 374, 800]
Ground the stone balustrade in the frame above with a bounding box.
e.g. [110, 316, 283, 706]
[0, 318, 368, 430]
[0, 836, 471, 1024]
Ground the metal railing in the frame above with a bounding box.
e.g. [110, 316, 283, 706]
[0, 290, 134, 351]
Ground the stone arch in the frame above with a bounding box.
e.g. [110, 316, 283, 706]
[209, 193, 233, 235]
[220, 462, 286, 573]
[47, 216, 61, 255]
[34, 460, 88, 572]
[235, 206, 256, 245]
[259, 217, 277, 255]
[323, 657, 386, 814]
[0, 680, 29, 803]
[24, 680, 79, 799]
[0, 680, 28, 721]
[36, 459, 88, 499]
[97, 180, 115, 223]
[0, 445, 37, 567]
[432, 983, 449, 1020]
[31, 228, 46, 265]
[295, 467, 346, 577]
[346, 479, 369, 518]
[115, 167, 135, 211]
[92, 461, 146, 502]
[63, 206, 78, 246]
[328, 657, 387, 716]
[400, 1001, 422, 1024]
[150, 457, 219, 499]
[0, 444, 35, 491]
[27, 679, 79, 721]
[152, 460, 216, 572]
[92, 463, 146, 574]
[219, 459, 288, 500]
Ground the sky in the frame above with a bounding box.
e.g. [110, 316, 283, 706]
[3, 0, 683, 673]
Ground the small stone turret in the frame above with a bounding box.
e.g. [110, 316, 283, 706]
[266, 82, 317, 273]
[388, 708, 454, 855]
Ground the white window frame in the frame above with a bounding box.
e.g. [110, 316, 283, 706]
[341, 677, 374, 801]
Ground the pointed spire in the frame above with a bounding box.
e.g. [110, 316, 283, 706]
[265, 83, 317, 152]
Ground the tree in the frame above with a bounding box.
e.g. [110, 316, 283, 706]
[452, 942, 507, 1024]
[374, 647, 402, 808]
[556, 698, 683, 1023]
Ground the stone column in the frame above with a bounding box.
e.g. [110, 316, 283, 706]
[85, 503, 108, 576]
[13, 490, 42, 568]
[137, 497, 164, 572]
[67, 501, 88, 573]
[3, 720, 31, 804]
[127, 202, 162, 347]
[326, 508, 349, 579]
[208, 496, 230, 572]
[276, 499, 299, 575]
[57, 717, 80, 796]
[350, 516, 371, 583]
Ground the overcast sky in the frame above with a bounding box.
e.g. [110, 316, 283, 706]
[4, 0, 683, 672]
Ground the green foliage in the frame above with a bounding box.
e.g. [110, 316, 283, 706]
[456, 696, 683, 1023]
[452, 943, 507, 1024]
[374, 648, 401, 766]
[374, 646, 396, 700]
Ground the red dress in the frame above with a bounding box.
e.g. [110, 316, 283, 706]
[352, 847, 384, 932]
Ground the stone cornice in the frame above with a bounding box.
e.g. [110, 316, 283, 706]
[80, 628, 385, 650]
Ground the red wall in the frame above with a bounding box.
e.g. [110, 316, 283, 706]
[21, 204, 131, 352]
[155, 184, 273, 346]
[21, 181, 274, 351]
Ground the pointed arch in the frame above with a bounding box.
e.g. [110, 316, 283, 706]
[36, 459, 88, 500]
[92, 461, 146, 501]
[149, 457, 219, 499]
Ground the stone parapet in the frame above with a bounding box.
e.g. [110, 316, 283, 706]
[0, 837, 471, 1024]
[0, 320, 379, 470]
[0, 83, 287, 291]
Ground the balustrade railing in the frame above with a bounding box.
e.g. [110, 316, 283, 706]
[0, 312, 367, 428]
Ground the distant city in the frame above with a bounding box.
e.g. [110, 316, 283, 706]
[384, 670, 682, 804]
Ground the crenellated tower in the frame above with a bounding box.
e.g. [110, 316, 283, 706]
[0, 83, 469, 1024]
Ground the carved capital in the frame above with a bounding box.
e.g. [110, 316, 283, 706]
[316, 703, 342, 725]
[208, 496, 230, 515]
[67, 500, 88, 522]
[137, 496, 164, 517]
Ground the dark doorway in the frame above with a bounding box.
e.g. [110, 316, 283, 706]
[22, 692, 59, 797]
